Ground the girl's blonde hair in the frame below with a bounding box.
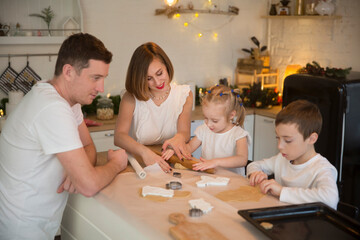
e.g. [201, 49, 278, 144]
[201, 85, 246, 127]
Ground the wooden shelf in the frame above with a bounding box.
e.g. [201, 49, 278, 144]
[156, 8, 238, 18]
[261, 15, 342, 20]
[0, 36, 67, 45]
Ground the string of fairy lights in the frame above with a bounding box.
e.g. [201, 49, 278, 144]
[164, 0, 235, 39]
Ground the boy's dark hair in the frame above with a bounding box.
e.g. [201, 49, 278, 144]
[54, 33, 113, 76]
[276, 99, 322, 140]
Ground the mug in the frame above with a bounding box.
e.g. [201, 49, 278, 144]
[0, 23, 10, 36]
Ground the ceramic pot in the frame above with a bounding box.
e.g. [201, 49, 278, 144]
[315, 0, 335, 16]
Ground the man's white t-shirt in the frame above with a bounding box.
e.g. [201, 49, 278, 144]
[0, 82, 83, 239]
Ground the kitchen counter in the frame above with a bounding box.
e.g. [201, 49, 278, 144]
[87, 105, 282, 132]
[61, 150, 286, 240]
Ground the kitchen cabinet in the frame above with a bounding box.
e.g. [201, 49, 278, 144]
[90, 130, 118, 153]
[244, 114, 254, 161]
[253, 115, 278, 161]
[190, 120, 203, 159]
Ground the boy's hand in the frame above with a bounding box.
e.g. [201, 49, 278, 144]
[248, 171, 268, 186]
[192, 157, 217, 171]
[259, 179, 283, 197]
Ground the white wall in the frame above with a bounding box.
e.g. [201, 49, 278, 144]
[269, 0, 360, 84]
[0, 0, 359, 102]
[0, 0, 267, 100]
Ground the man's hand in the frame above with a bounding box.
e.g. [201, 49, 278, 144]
[57, 174, 77, 194]
[107, 149, 128, 172]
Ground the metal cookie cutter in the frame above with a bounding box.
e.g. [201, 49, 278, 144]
[189, 208, 203, 217]
[165, 181, 182, 190]
[173, 172, 182, 178]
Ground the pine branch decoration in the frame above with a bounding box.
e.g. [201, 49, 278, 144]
[29, 6, 54, 35]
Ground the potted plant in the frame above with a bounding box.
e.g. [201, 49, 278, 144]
[29, 6, 54, 36]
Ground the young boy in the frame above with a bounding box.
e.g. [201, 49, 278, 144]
[247, 100, 339, 209]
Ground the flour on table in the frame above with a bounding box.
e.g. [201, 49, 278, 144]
[189, 198, 213, 214]
[142, 186, 174, 198]
[196, 176, 230, 187]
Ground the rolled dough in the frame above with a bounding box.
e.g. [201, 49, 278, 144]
[215, 185, 264, 202]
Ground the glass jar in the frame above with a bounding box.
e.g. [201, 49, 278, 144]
[96, 98, 114, 120]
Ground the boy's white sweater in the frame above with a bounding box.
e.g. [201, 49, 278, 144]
[247, 153, 339, 209]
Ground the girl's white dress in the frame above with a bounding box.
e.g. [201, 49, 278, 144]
[195, 123, 251, 176]
[130, 83, 190, 145]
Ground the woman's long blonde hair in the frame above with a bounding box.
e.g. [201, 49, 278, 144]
[201, 85, 246, 127]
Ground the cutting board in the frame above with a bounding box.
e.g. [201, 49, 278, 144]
[169, 213, 227, 240]
[147, 145, 215, 174]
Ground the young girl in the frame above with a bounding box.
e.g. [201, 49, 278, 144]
[164, 85, 250, 176]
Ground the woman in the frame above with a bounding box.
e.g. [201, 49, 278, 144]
[114, 42, 193, 172]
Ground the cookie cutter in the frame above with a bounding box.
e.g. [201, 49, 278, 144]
[173, 172, 182, 178]
[165, 181, 182, 190]
[189, 208, 203, 217]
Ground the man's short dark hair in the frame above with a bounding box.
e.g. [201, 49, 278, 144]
[54, 33, 112, 76]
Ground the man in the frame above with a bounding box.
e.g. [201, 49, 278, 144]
[0, 33, 128, 239]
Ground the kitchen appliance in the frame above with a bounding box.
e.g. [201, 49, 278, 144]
[238, 202, 360, 240]
[282, 72, 360, 217]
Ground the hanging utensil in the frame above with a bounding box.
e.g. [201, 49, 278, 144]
[0, 56, 18, 94]
[15, 58, 41, 94]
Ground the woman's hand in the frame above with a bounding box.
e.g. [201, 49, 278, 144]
[162, 134, 191, 160]
[259, 179, 283, 197]
[143, 150, 172, 173]
[248, 171, 268, 186]
[162, 148, 175, 160]
[192, 157, 217, 171]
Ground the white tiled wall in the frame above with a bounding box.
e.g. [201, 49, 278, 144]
[268, 0, 360, 87]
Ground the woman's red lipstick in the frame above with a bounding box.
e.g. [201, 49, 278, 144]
[156, 82, 165, 89]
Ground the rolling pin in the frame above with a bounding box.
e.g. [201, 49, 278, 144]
[149, 146, 215, 174]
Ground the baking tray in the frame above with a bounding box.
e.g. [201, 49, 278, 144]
[238, 202, 360, 240]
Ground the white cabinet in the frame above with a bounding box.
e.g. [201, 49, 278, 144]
[191, 120, 203, 159]
[253, 115, 278, 161]
[244, 115, 254, 161]
[90, 130, 118, 153]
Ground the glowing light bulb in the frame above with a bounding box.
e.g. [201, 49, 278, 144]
[165, 0, 178, 7]
[184, 22, 188, 27]
[198, 33, 203, 37]
[213, 33, 218, 38]
[175, 13, 180, 18]
[107, 93, 111, 98]
[194, 12, 199, 17]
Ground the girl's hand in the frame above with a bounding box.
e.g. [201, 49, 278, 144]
[162, 148, 175, 160]
[192, 157, 217, 171]
[248, 171, 268, 186]
[162, 134, 191, 160]
[143, 150, 172, 173]
[259, 179, 283, 197]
